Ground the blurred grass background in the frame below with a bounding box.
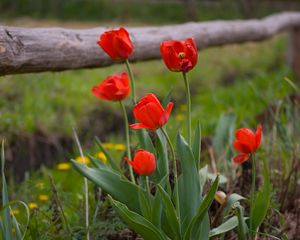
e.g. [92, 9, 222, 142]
[1, 0, 300, 23]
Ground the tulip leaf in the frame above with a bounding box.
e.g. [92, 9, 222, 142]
[88, 154, 105, 169]
[250, 157, 271, 236]
[199, 165, 208, 193]
[151, 175, 169, 228]
[162, 88, 173, 109]
[71, 160, 142, 213]
[1, 140, 13, 240]
[209, 216, 239, 238]
[95, 137, 120, 172]
[157, 184, 181, 239]
[137, 129, 155, 153]
[222, 193, 245, 220]
[235, 203, 248, 240]
[154, 130, 169, 183]
[212, 113, 236, 159]
[192, 121, 201, 170]
[176, 133, 201, 231]
[219, 193, 245, 240]
[138, 187, 152, 221]
[110, 197, 166, 240]
[151, 189, 163, 228]
[184, 175, 219, 240]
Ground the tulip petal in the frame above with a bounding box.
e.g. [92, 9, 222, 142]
[129, 123, 152, 130]
[159, 102, 174, 126]
[255, 124, 262, 150]
[233, 141, 252, 154]
[165, 102, 174, 116]
[232, 153, 250, 164]
[146, 93, 165, 112]
[235, 128, 256, 152]
[98, 33, 118, 59]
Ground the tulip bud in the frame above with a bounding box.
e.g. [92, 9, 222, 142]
[130, 93, 173, 130]
[214, 191, 227, 205]
[97, 27, 133, 60]
[92, 72, 130, 101]
[125, 149, 156, 176]
[232, 124, 262, 164]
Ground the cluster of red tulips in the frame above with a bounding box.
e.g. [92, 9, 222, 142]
[92, 26, 262, 175]
[72, 26, 269, 240]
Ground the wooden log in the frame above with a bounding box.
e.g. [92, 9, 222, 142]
[288, 27, 300, 81]
[0, 12, 300, 76]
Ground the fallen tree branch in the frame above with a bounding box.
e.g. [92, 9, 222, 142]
[0, 12, 300, 76]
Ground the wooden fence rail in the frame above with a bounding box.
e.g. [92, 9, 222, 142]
[0, 12, 300, 77]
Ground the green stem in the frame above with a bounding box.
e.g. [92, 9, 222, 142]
[160, 127, 181, 221]
[250, 154, 256, 239]
[120, 101, 136, 184]
[182, 72, 192, 145]
[145, 176, 151, 200]
[125, 59, 136, 103]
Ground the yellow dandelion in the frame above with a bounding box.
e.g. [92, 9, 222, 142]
[35, 182, 44, 190]
[114, 144, 126, 151]
[28, 202, 38, 209]
[96, 152, 107, 164]
[10, 209, 20, 216]
[102, 142, 114, 149]
[38, 194, 49, 201]
[75, 156, 90, 165]
[57, 162, 71, 170]
[175, 114, 185, 122]
[179, 104, 187, 112]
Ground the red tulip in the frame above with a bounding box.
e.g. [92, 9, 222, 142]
[232, 124, 262, 164]
[97, 27, 133, 60]
[125, 149, 156, 176]
[160, 38, 198, 72]
[92, 72, 130, 101]
[130, 93, 173, 130]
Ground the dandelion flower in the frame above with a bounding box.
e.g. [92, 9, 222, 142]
[38, 195, 49, 201]
[114, 144, 126, 151]
[28, 202, 38, 209]
[57, 162, 71, 170]
[75, 156, 90, 165]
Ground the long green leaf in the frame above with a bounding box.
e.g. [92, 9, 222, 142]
[176, 134, 201, 231]
[157, 185, 181, 239]
[88, 154, 104, 169]
[235, 204, 248, 240]
[95, 137, 120, 171]
[154, 130, 169, 183]
[137, 129, 155, 153]
[151, 189, 163, 228]
[220, 193, 245, 240]
[184, 175, 219, 240]
[209, 216, 239, 238]
[110, 197, 166, 240]
[138, 184, 152, 221]
[250, 157, 271, 235]
[223, 193, 245, 219]
[71, 160, 142, 213]
[1, 140, 13, 240]
[192, 121, 201, 170]
[212, 113, 236, 159]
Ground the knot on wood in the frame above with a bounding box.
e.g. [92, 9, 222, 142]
[0, 46, 6, 53]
